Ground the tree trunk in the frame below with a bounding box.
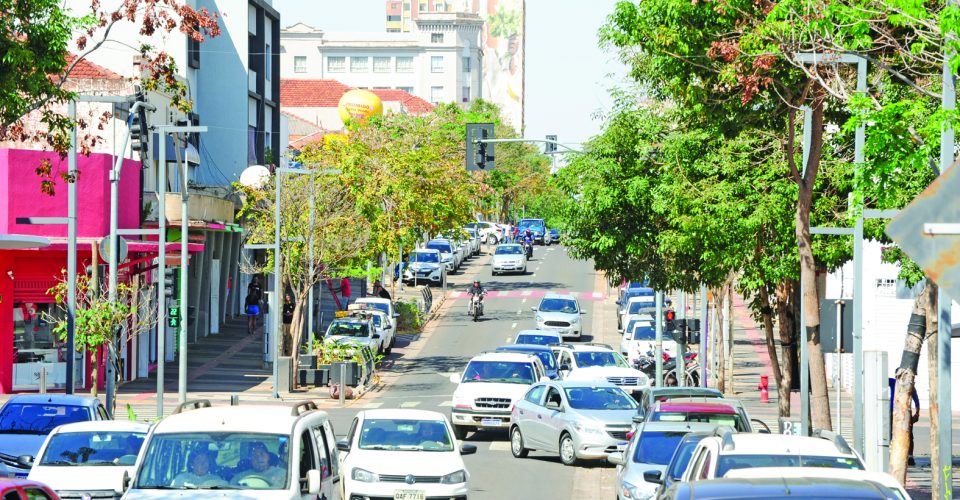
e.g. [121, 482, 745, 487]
[715, 285, 727, 394]
[775, 279, 798, 418]
[926, 297, 939, 494]
[756, 284, 784, 391]
[889, 281, 934, 484]
[795, 93, 832, 432]
[725, 284, 735, 396]
[90, 350, 98, 397]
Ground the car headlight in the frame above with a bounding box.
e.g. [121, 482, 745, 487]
[571, 316, 581, 324]
[621, 480, 653, 500]
[440, 469, 467, 484]
[352, 467, 378, 482]
[536, 314, 544, 323]
[574, 422, 605, 435]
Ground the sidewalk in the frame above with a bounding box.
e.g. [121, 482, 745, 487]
[728, 293, 959, 499]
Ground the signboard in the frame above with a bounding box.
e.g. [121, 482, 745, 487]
[886, 163, 960, 302]
[480, 0, 525, 131]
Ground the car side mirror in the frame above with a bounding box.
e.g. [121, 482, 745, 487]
[643, 470, 663, 484]
[607, 451, 624, 466]
[615, 301, 622, 306]
[530, 306, 537, 312]
[460, 443, 478, 455]
[17, 455, 33, 467]
[580, 311, 586, 315]
[372, 333, 381, 339]
[559, 364, 570, 371]
[393, 313, 400, 319]
[449, 373, 461, 383]
[336, 439, 350, 452]
[306, 469, 322, 494]
[122, 470, 131, 492]
[546, 401, 562, 411]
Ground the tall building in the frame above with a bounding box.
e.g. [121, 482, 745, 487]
[280, 13, 483, 106]
[385, 0, 472, 32]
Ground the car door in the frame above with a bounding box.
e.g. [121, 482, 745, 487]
[538, 386, 566, 453]
[311, 421, 341, 500]
[516, 385, 547, 448]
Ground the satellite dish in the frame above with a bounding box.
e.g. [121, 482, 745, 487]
[239, 165, 271, 189]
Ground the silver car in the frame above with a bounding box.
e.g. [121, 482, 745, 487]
[492, 244, 527, 275]
[608, 421, 723, 500]
[532, 293, 584, 338]
[509, 381, 637, 466]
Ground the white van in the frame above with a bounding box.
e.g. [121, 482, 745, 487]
[123, 400, 341, 499]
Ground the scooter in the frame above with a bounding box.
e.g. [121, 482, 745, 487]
[522, 240, 533, 259]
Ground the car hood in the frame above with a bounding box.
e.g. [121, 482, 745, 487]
[536, 311, 579, 322]
[124, 490, 294, 499]
[570, 409, 638, 426]
[454, 382, 531, 401]
[408, 262, 440, 271]
[344, 449, 466, 477]
[567, 367, 648, 381]
[30, 464, 133, 493]
[0, 433, 47, 460]
[492, 254, 524, 262]
[326, 336, 375, 348]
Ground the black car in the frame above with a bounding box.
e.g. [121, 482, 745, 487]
[658, 477, 900, 500]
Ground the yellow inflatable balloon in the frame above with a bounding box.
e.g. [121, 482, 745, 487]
[338, 89, 384, 124]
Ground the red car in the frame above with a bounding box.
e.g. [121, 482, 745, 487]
[0, 479, 59, 499]
[646, 401, 752, 432]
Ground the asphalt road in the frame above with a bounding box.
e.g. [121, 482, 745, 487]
[323, 242, 605, 499]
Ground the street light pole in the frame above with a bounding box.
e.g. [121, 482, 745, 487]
[273, 166, 282, 399]
[66, 100, 78, 395]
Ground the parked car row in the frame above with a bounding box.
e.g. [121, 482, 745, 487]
[401, 231, 483, 286]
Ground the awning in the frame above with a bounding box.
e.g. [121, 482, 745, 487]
[42, 239, 204, 254]
[0, 234, 51, 250]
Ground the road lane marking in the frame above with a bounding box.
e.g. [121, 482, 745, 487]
[522, 298, 527, 304]
[593, 292, 603, 298]
[400, 401, 421, 408]
[358, 402, 383, 409]
[438, 401, 453, 407]
[521, 290, 532, 296]
[488, 442, 511, 451]
[506, 337, 512, 343]
[511, 322, 517, 329]
[516, 309, 522, 315]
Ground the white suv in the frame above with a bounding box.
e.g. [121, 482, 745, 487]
[449, 352, 548, 439]
[681, 429, 865, 482]
[124, 400, 342, 500]
[553, 343, 650, 395]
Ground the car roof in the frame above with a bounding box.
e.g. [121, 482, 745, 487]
[723, 468, 905, 492]
[542, 293, 578, 300]
[550, 380, 619, 389]
[517, 329, 559, 337]
[4, 394, 101, 406]
[359, 409, 449, 421]
[720, 433, 860, 457]
[656, 402, 736, 414]
[51, 420, 151, 434]
[414, 248, 440, 253]
[497, 344, 552, 353]
[647, 387, 724, 399]
[496, 243, 522, 247]
[356, 297, 391, 305]
[470, 352, 540, 363]
[559, 343, 615, 352]
[153, 403, 326, 434]
[669, 477, 895, 499]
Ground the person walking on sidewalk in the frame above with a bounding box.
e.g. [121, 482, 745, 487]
[339, 276, 351, 310]
[282, 293, 295, 355]
[245, 276, 263, 334]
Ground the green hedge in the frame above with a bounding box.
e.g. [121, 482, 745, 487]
[395, 299, 423, 333]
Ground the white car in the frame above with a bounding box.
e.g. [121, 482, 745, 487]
[492, 244, 527, 275]
[466, 221, 503, 245]
[402, 249, 444, 285]
[681, 429, 865, 482]
[449, 352, 548, 439]
[336, 409, 476, 500]
[618, 295, 656, 333]
[425, 239, 458, 272]
[553, 343, 650, 395]
[723, 467, 909, 500]
[28, 420, 150, 499]
[324, 316, 386, 354]
[348, 303, 396, 354]
[620, 317, 678, 363]
[514, 329, 562, 346]
[124, 399, 342, 499]
[532, 293, 584, 338]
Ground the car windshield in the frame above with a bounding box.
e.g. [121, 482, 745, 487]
[715, 455, 865, 477]
[666, 438, 705, 480]
[564, 387, 637, 410]
[629, 326, 656, 341]
[358, 301, 389, 315]
[628, 300, 655, 314]
[496, 246, 523, 255]
[573, 351, 630, 368]
[410, 252, 439, 263]
[135, 433, 290, 490]
[359, 419, 453, 452]
[519, 220, 544, 230]
[651, 412, 747, 431]
[326, 321, 369, 338]
[425, 242, 451, 253]
[539, 299, 578, 313]
[515, 334, 560, 346]
[462, 361, 536, 384]
[0, 403, 91, 434]
[633, 431, 689, 465]
[40, 430, 146, 466]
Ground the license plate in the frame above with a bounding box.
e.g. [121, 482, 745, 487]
[394, 490, 425, 500]
[480, 418, 502, 426]
[616, 441, 629, 450]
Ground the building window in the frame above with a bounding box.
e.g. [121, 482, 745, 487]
[188, 33, 200, 69]
[462, 56, 471, 72]
[403, 2, 411, 10]
[397, 86, 414, 93]
[462, 86, 470, 102]
[387, 15, 401, 21]
[350, 57, 369, 73]
[431, 56, 443, 73]
[419, 2, 426, 11]
[294, 56, 307, 73]
[373, 57, 391, 73]
[431, 33, 444, 43]
[396, 56, 413, 73]
[264, 44, 271, 80]
[327, 56, 346, 73]
[431, 86, 443, 103]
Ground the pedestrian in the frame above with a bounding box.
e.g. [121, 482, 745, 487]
[244, 291, 260, 334]
[373, 280, 392, 301]
[340, 276, 351, 310]
[282, 293, 295, 355]
[888, 376, 920, 466]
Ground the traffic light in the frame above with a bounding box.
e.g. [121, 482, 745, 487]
[162, 267, 178, 298]
[129, 90, 149, 156]
[545, 134, 557, 154]
[466, 123, 495, 171]
[665, 309, 676, 322]
[686, 318, 701, 344]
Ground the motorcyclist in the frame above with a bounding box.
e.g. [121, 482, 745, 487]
[468, 280, 486, 316]
[522, 229, 534, 257]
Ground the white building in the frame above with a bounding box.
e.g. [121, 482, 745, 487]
[280, 12, 483, 106]
[823, 240, 960, 409]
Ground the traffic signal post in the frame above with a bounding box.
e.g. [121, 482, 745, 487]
[465, 126, 580, 172]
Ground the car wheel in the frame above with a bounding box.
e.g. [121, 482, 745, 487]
[487, 234, 497, 245]
[385, 340, 393, 355]
[510, 426, 529, 458]
[559, 433, 578, 466]
[453, 424, 468, 440]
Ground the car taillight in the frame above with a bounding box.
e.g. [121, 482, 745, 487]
[626, 431, 634, 440]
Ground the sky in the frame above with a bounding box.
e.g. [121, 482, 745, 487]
[275, 0, 629, 147]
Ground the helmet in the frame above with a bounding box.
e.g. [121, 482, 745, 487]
[473, 280, 480, 286]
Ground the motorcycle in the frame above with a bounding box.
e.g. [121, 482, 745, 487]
[522, 239, 533, 259]
[633, 351, 700, 386]
[468, 292, 485, 321]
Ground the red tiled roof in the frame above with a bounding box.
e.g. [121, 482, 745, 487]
[280, 79, 352, 107]
[280, 79, 435, 114]
[63, 53, 124, 80]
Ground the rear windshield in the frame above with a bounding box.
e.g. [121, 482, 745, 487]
[573, 351, 630, 368]
[358, 301, 389, 315]
[426, 242, 452, 252]
[633, 431, 689, 465]
[515, 334, 560, 346]
[628, 300, 655, 314]
[715, 455, 864, 477]
[629, 326, 656, 341]
[652, 412, 746, 431]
